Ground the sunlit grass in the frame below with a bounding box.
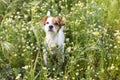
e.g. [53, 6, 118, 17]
[0, 0, 120, 80]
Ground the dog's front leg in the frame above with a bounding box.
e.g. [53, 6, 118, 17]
[43, 53, 48, 65]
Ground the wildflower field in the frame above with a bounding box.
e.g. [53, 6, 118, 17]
[0, 0, 120, 80]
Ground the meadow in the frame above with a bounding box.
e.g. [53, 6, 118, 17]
[0, 0, 120, 80]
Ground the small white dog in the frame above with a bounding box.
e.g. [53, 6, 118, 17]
[40, 11, 65, 65]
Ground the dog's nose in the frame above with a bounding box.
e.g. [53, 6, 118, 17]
[49, 25, 53, 29]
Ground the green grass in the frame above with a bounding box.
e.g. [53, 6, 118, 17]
[0, 0, 120, 80]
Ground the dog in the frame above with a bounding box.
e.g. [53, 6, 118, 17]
[40, 11, 65, 65]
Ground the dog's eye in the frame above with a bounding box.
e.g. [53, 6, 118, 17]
[54, 22, 59, 25]
[46, 22, 49, 24]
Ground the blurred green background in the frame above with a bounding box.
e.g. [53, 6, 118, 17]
[0, 0, 120, 80]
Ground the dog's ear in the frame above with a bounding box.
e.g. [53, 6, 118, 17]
[60, 19, 65, 26]
[47, 11, 50, 16]
[56, 16, 65, 26]
[40, 16, 49, 26]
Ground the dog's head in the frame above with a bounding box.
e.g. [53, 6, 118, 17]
[40, 12, 65, 34]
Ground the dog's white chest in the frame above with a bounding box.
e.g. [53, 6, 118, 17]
[45, 31, 64, 47]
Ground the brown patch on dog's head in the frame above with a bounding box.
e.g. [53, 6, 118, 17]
[40, 16, 49, 26]
[52, 16, 65, 32]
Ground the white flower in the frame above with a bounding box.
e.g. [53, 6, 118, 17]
[17, 12, 20, 14]
[75, 72, 79, 76]
[24, 15, 28, 18]
[64, 76, 68, 79]
[42, 67, 47, 70]
[77, 64, 80, 67]
[110, 64, 115, 70]
[66, 38, 70, 42]
[92, 32, 100, 36]
[22, 65, 30, 69]
[72, 77, 75, 80]
[16, 74, 21, 79]
[53, 68, 55, 71]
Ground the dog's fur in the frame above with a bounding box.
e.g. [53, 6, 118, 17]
[40, 11, 65, 65]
